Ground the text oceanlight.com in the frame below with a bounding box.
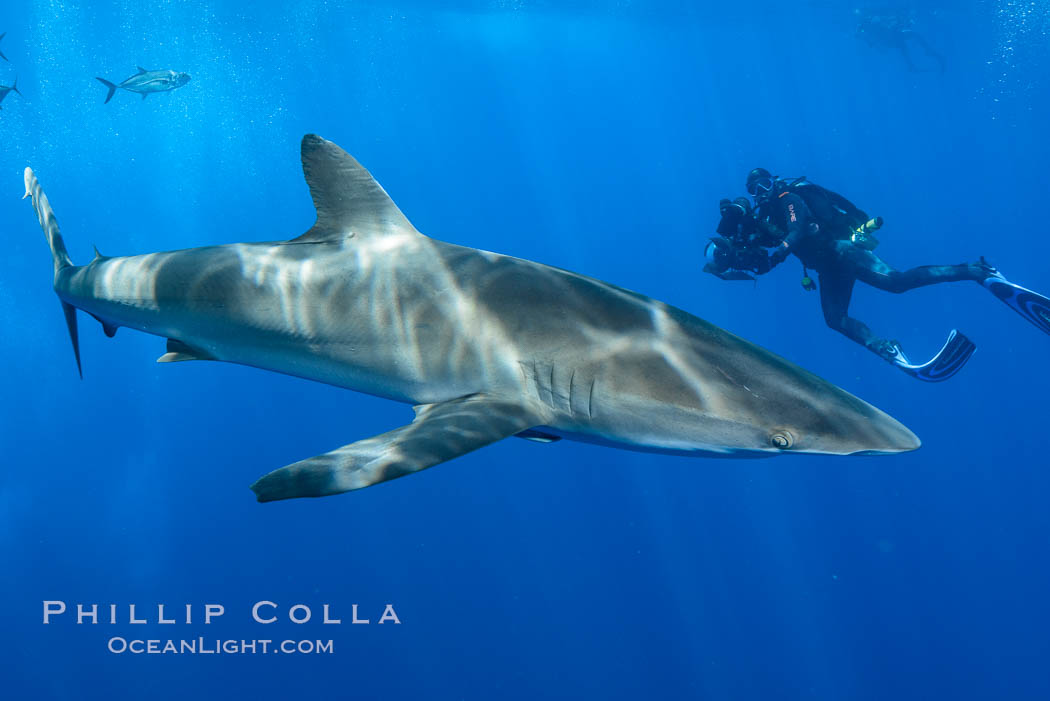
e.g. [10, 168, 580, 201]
[107, 637, 334, 655]
[42, 600, 401, 656]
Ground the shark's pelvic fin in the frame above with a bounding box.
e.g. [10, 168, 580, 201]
[157, 338, 215, 363]
[290, 134, 419, 244]
[250, 394, 545, 502]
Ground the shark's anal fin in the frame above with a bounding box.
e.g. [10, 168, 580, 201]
[88, 313, 118, 337]
[250, 394, 545, 502]
[157, 338, 215, 363]
[289, 134, 420, 244]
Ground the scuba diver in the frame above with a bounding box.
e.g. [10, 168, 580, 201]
[704, 167, 1050, 382]
[855, 8, 946, 74]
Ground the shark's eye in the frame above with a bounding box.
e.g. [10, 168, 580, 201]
[770, 431, 794, 449]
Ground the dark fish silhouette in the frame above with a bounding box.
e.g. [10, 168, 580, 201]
[95, 66, 191, 104]
[0, 76, 20, 110]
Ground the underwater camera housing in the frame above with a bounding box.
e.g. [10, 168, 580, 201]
[704, 236, 771, 280]
[716, 197, 752, 237]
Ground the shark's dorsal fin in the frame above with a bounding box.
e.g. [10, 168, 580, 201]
[136, 66, 148, 74]
[290, 134, 418, 244]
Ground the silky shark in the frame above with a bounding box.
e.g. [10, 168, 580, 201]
[24, 135, 919, 502]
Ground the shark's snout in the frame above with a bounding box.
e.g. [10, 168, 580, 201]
[783, 391, 921, 457]
[848, 414, 921, 455]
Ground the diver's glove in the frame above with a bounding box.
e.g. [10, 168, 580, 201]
[769, 244, 790, 267]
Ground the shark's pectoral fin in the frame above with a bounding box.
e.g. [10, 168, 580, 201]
[515, 429, 562, 443]
[157, 338, 215, 363]
[289, 134, 421, 244]
[250, 394, 545, 502]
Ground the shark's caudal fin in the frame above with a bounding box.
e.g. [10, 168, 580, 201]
[10, 76, 19, 96]
[24, 169, 73, 276]
[0, 32, 7, 62]
[23, 167, 82, 378]
[250, 394, 545, 502]
[95, 77, 117, 104]
[290, 134, 421, 243]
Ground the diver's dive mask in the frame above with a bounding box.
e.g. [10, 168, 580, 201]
[747, 175, 775, 197]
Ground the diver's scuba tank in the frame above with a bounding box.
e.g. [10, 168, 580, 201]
[850, 216, 883, 250]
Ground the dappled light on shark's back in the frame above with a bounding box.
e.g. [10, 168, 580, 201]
[22, 134, 919, 504]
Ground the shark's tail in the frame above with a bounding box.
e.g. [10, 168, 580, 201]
[95, 77, 116, 104]
[11, 76, 20, 97]
[23, 167, 82, 378]
[0, 32, 7, 62]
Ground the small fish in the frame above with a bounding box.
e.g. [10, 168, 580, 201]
[95, 66, 191, 104]
[0, 76, 21, 110]
[0, 32, 8, 62]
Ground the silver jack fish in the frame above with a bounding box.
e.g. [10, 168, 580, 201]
[23, 135, 920, 502]
[95, 66, 190, 104]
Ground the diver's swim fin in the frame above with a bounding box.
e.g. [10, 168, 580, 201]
[982, 270, 1050, 337]
[883, 330, 976, 382]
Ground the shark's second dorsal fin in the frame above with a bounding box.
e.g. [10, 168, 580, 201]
[290, 134, 419, 244]
[136, 66, 148, 74]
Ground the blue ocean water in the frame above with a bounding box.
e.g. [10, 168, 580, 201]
[2, 1, 1049, 698]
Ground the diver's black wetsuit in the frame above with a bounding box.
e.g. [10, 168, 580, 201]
[760, 189, 986, 355]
